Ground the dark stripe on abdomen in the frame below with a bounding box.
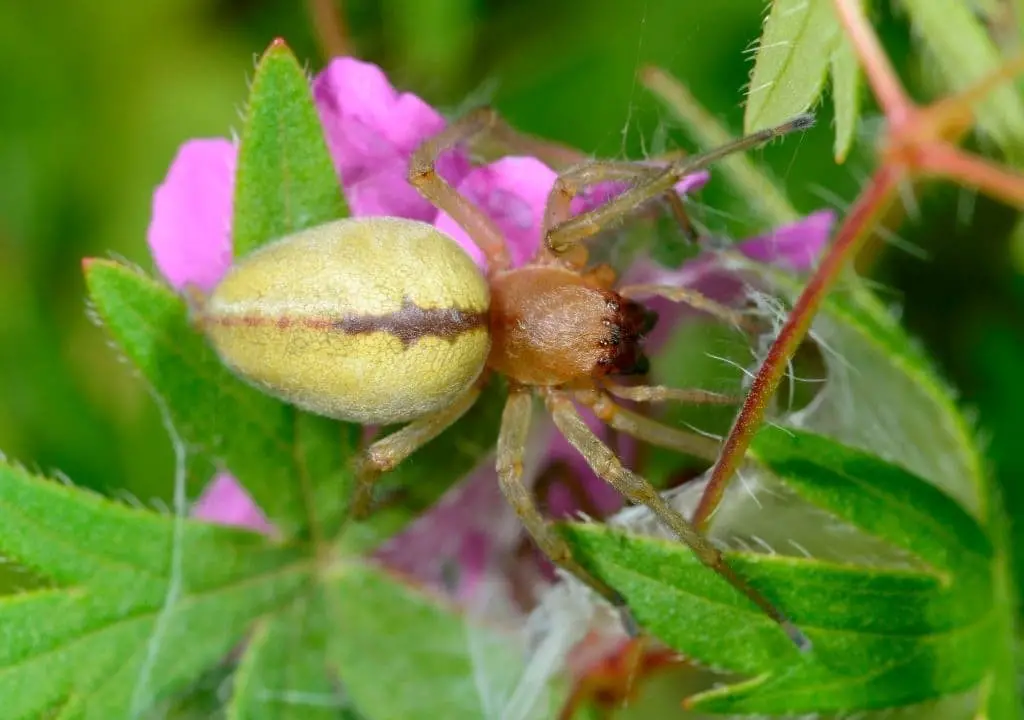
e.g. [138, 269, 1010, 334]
[336, 297, 487, 346]
[204, 296, 487, 347]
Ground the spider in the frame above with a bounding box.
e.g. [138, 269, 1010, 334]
[196, 106, 814, 650]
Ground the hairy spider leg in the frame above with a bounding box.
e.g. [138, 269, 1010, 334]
[352, 381, 483, 518]
[408, 107, 513, 273]
[574, 389, 720, 462]
[543, 115, 815, 257]
[603, 383, 739, 405]
[548, 393, 811, 651]
[539, 160, 694, 267]
[497, 390, 641, 636]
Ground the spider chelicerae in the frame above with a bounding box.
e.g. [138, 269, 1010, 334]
[196, 106, 815, 650]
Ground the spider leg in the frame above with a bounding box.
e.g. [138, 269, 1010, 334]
[575, 389, 720, 462]
[604, 383, 739, 406]
[543, 115, 814, 258]
[547, 392, 810, 651]
[617, 283, 762, 333]
[497, 390, 640, 636]
[661, 190, 697, 242]
[465, 112, 696, 239]
[409, 107, 513, 273]
[351, 382, 482, 519]
[538, 161, 690, 266]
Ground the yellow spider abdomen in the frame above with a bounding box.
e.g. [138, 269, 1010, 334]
[199, 216, 491, 425]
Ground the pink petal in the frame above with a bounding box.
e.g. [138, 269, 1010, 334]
[147, 138, 237, 292]
[192, 473, 274, 534]
[674, 170, 711, 196]
[634, 209, 835, 290]
[313, 56, 470, 220]
[732, 208, 834, 270]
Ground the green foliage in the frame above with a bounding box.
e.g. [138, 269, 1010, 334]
[564, 424, 1008, 714]
[745, 0, 849, 149]
[2, 2, 1024, 718]
[0, 462, 311, 718]
[0, 457, 539, 719]
[829, 29, 862, 162]
[325, 566, 559, 720]
[227, 591, 350, 720]
[232, 39, 350, 258]
[744, 0, 864, 162]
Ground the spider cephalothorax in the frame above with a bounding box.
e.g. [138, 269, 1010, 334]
[487, 264, 658, 385]
[197, 106, 814, 650]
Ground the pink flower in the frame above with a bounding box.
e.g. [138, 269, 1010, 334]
[146, 54, 832, 608]
[312, 58, 472, 221]
[148, 139, 236, 293]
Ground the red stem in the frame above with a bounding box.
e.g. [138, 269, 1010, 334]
[692, 165, 902, 528]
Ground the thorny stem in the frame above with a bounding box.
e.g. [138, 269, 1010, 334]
[694, 167, 900, 525]
[693, 0, 1024, 528]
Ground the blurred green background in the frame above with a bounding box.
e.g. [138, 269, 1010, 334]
[0, 0, 1021, 541]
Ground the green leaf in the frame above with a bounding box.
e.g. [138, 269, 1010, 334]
[232, 39, 348, 258]
[749, 426, 992, 581]
[830, 30, 861, 163]
[748, 264, 988, 515]
[563, 521, 992, 714]
[0, 450, 302, 586]
[85, 259, 358, 540]
[229, 591, 358, 720]
[325, 564, 563, 720]
[744, 0, 838, 135]
[734, 261, 1018, 715]
[144, 663, 234, 719]
[562, 430, 996, 713]
[899, 0, 1024, 163]
[0, 461, 310, 719]
[86, 38, 362, 543]
[0, 458, 562, 719]
[979, 483, 1021, 720]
